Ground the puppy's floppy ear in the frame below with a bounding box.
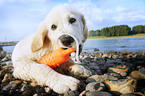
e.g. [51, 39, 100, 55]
[81, 15, 88, 43]
[31, 22, 48, 52]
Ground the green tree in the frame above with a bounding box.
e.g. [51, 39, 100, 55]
[132, 25, 144, 34]
[101, 27, 109, 36]
[101, 25, 131, 36]
[89, 30, 96, 37]
[143, 25, 145, 33]
[95, 29, 101, 36]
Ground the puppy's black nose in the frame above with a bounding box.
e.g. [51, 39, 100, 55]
[60, 36, 74, 46]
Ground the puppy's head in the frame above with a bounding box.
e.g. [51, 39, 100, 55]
[31, 5, 88, 55]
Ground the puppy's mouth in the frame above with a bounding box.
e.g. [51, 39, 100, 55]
[57, 33, 82, 63]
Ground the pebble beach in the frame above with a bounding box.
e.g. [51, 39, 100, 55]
[0, 46, 145, 96]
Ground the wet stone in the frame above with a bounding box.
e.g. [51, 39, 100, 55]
[130, 71, 145, 79]
[0, 46, 3, 51]
[64, 91, 79, 96]
[104, 79, 137, 94]
[108, 65, 129, 74]
[86, 91, 113, 96]
[35, 85, 45, 95]
[2, 80, 23, 91]
[44, 87, 51, 93]
[120, 72, 127, 77]
[0, 51, 7, 59]
[0, 68, 11, 78]
[86, 82, 106, 92]
[2, 73, 14, 83]
[120, 93, 137, 96]
[1, 55, 11, 62]
[1, 50, 145, 95]
[21, 84, 34, 96]
[94, 48, 99, 52]
[107, 73, 122, 79]
[86, 74, 118, 83]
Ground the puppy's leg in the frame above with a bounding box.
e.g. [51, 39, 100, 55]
[13, 59, 79, 94]
[55, 59, 92, 78]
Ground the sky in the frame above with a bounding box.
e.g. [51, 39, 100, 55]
[0, 0, 145, 42]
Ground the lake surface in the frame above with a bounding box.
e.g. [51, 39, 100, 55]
[2, 37, 145, 53]
[2, 46, 15, 53]
[83, 37, 145, 53]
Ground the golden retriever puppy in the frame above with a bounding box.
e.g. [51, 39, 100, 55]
[12, 5, 91, 94]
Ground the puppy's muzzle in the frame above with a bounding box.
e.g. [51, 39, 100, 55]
[60, 35, 74, 47]
[57, 33, 81, 63]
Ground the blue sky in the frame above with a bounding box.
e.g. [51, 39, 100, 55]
[0, 0, 145, 42]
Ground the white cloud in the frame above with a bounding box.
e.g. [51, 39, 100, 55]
[0, 0, 145, 41]
[65, 0, 145, 30]
[116, 6, 126, 12]
[65, 0, 104, 30]
[113, 9, 145, 23]
[0, 0, 17, 5]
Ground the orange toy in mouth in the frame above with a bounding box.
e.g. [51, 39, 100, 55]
[38, 47, 76, 68]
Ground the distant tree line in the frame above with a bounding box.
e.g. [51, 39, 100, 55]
[89, 25, 145, 37]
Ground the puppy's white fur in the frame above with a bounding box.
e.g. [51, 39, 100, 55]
[12, 5, 90, 94]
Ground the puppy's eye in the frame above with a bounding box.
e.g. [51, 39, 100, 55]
[69, 18, 76, 24]
[51, 24, 57, 30]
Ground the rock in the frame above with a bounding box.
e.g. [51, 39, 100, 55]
[1, 55, 12, 62]
[120, 72, 127, 77]
[90, 65, 100, 70]
[108, 65, 129, 74]
[102, 53, 109, 58]
[130, 71, 145, 79]
[86, 75, 104, 83]
[4, 61, 13, 66]
[120, 93, 136, 96]
[134, 92, 145, 96]
[2, 73, 14, 83]
[2, 80, 23, 91]
[121, 51, 130, 55]
[108, 73, 121, 79]
[86, 74, 118, 83]
[0, 68, 11, 78]
[81, 52, 89, 57]
[0, 51, 145, 95]
[104, 79, 137, 94]
[127, 54, 134, 59]
[35, 85, 45, 95]
[111, 54, 119, 59]
[141, 87, 145, 94]
[64, 91, 79, 96]
[86, 82, 106, 92]
[21, 84, 34, 96]
[44, 87, 51, 93]
[86, 91, 113, 96]
[69, 64, 92, 78]
[0, 46, 3, 51]
[89, 53, 95, 57]
[126, 76, 133, 79]
[94, 48, 99, 52]
[103, 74, 118, 81]
[95, 53, 101, 57]
[108, 51, 117, 54]
[79, 90, 87, 96]
[0, 51, 7, 59]
[135, 54, 145, 60]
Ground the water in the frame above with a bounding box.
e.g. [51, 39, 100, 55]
[2, 37, 145, 53]
[83, 37, 145, 53]
[2, 46, 15, 53]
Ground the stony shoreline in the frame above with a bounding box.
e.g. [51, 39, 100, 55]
[0, 46, 145, 96]
[0, 42, 17, 46]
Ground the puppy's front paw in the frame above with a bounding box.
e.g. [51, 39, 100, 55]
[70, 64, 92, 78]
[50, 75, 80, 94]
